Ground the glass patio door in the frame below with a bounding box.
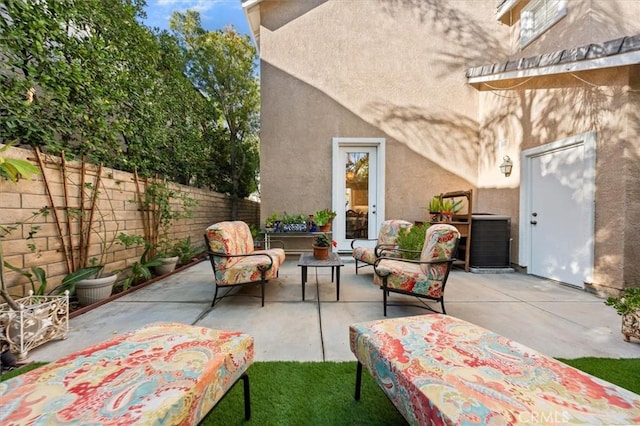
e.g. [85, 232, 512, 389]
[332, 139, 385, 252]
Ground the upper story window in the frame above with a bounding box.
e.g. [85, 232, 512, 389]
[520, 0, 567, 48]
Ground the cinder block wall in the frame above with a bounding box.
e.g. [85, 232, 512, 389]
[0, 146, 259, 296]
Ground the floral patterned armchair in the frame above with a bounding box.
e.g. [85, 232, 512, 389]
[351, 220, 413, 274]
[204, 221, 286, 307]
[373, 224, 459, 316]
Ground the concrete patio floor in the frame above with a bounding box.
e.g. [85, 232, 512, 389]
[29, 257, 639, 363]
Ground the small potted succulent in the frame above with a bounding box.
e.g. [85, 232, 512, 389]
[427, 196, 442, 222]
[265, 213, 279, 232]
[605, 287, 640, 342]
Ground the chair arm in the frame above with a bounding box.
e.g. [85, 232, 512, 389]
[351, 238, 378, 249]
[208, 250, 275, 271]
[376, 246, 420, 259]
[374, 243, 407, 257]
[373, 256, 456, 277]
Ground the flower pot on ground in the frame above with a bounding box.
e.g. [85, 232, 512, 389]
[75, 274, 118, 306]
[605, 287, 640, 342]
[153, 256, 179, 276]
[172, 236, 203, 267]
[152, 239, 181, 276]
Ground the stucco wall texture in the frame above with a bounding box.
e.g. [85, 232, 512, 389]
[256, 0, 640, 294]
[259, 0, 500, 222]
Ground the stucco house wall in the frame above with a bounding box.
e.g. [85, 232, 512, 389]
[473, 0, 640, 294]
[258, 0, 504, 221]
[248, 0, 639, 294]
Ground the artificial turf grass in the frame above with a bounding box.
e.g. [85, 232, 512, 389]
[202, 361, 407, 425]
[0, 362, 47, 381]
[558, 357, 640, 395]
[206, 359, 640, 425]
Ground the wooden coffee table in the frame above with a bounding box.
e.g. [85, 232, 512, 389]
[298, 252, 344, 301]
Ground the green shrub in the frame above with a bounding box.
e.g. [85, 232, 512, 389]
[396, 223, 429, 259]
[605, 288, 640, 315]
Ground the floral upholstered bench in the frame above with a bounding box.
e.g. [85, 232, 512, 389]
[350, 314, 640, 425]
[0, 322, 254, 425]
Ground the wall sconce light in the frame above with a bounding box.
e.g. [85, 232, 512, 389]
[499, 155, 513, 177]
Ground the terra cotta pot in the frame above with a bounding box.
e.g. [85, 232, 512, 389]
[312, 244, 330, 260]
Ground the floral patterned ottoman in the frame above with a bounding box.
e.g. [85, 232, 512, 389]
[0, 322, 254, 425]
[350, 314, 640, 425]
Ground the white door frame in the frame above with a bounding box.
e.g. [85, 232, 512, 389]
[518, 131, 596, 284]
[332, 137, 386, 251]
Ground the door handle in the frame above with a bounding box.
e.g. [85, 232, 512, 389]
[530, 220, 537, 225]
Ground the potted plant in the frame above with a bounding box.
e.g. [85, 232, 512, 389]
[440, 199, 463, 222]
[115, 233, 163, 290]
[62, 165, 121, 307]
[16, 152, 124, 307]
[314, 208, 337, 232]
[265, 213, 279, 232]
[396, 223, 430, 259]
[153, 239, 181, 275]
[428, 196, 442, 222]
[312, 233, 336, 260]
[249, 224, 263, 249]
[135, 180, 197, 273]
[172, 236, 203, 267]
[281, 213, 307, 232]
[605, 288, 640, 342]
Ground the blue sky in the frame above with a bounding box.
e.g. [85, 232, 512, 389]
[142, 0, 250, 35]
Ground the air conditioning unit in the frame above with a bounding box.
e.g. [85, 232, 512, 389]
[470, 214, 511, 269]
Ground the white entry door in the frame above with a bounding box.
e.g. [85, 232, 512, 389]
[332, 138, 385, 252]
[521, 132, 596, 288]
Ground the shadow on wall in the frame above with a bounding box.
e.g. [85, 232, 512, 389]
[363, 101, 479, 182]
[378, 0, 509, 78]
[259, 61, 473, 220]
[260, 0, 328, 32]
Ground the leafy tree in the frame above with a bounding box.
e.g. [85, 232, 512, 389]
[0, 1, 247, 192]
[170, 11, 260, 217]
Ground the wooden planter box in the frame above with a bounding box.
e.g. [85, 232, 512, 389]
[0, 292, 69, 360]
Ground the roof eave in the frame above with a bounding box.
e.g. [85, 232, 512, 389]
[467, 50, 640, 90]
[242, 0, 263, 53]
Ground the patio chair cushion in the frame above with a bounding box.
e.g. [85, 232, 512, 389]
[352, 220, 413, 275]
[205, 221, 285, 286]
[419, 223, 459, 275]
[0, 322, 254, 425]
[350, 314, 640, 425]
[375, 224, 459, 298]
